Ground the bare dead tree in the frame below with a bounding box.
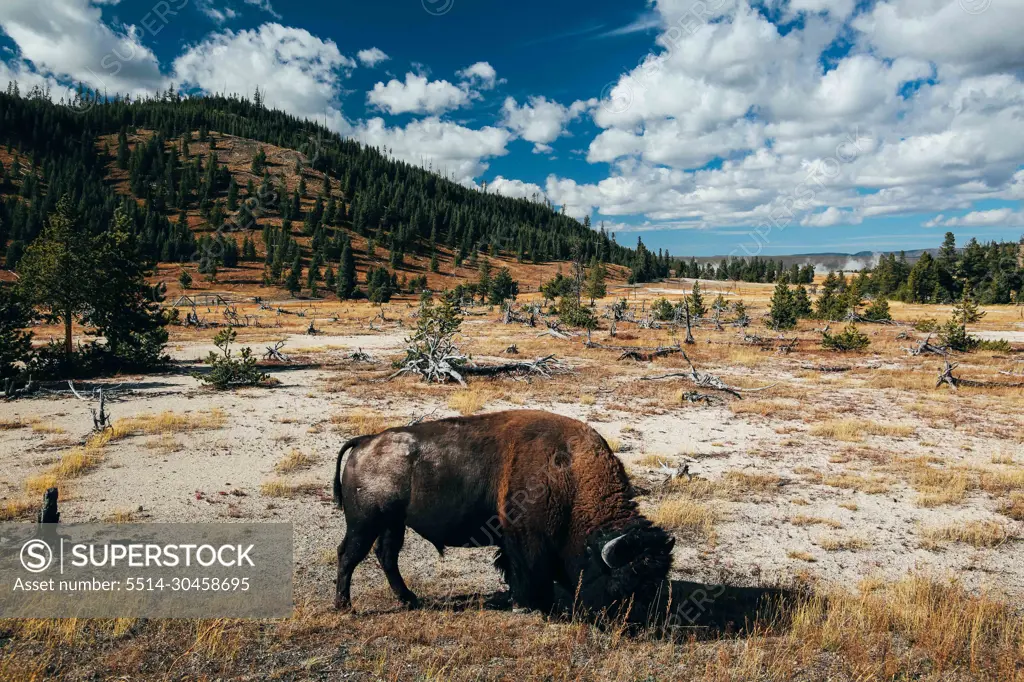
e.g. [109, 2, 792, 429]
[263, 340, 290, 363]
[67, 380, 117, 431]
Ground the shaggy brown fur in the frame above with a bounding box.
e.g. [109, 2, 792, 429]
[333, 410, 674, 615]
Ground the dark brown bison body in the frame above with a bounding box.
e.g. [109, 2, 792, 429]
[332, 409, 674, 616]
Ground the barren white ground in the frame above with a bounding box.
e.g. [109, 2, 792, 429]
[2, 329, 1022, 612]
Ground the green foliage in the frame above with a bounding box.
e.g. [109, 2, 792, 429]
[16, 196, 94, 357]
[584, 262, 607, 303]
[337, 240, 357, 299]
[688, 281, 707, 318]
[938, 317, 977, 352]
[913, 317, 939, 333]
[557, 296, 596, 329]
[863, 297, 892, 321]
[814, 272, 851, 321]
[86, 206, 169, 371]
[487, 267, 519, 305]
[651, 297, 676, 322]
[821, 323, 871, 352]
[193, 328, 270, 389]
[768, 281, 798, 330]
[178, 269, 193, 289]
[540, 271, 576, 302]
[0, 284, 33, 379]
[792, 286, 813, 319]
[366, 266, 396, 303]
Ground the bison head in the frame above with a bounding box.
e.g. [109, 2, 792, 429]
[574, 520, 674, 622]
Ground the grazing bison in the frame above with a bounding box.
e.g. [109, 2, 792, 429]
[332, 410, 674, 616]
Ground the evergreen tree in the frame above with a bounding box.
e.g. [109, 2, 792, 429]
[488, 267, 519, 305]
[87, 205, 169, 369]
[337, 240, 356, 299]
[16, 196, 95, 359]
[584, 262, 607, 304]
[792, 285, 813, 318]
[0, 284, 33, 379]
[768, 281, 798, 330]
[178, 269, 193, 289]
[285, 253, 302, 295]
[689, 280, 707, 318]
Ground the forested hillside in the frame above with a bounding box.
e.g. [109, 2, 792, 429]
[0, 87, 639, 293]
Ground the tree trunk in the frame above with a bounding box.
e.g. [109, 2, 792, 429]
[64, 310, 73, 359]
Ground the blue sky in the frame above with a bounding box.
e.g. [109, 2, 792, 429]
[1, 0, 1023, 256]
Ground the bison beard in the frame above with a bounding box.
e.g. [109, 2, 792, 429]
[332, 410, 674, 618]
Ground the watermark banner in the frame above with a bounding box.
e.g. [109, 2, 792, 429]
[0, 523, 292, 618]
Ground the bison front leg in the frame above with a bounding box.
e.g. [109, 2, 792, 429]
[503, 545, 555, 613]
[375, 523, 419, 609]
[335, 527, 376, 611]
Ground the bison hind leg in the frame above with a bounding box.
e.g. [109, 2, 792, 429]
[335, 526, 377, 611]
[374, 523, 419, 609]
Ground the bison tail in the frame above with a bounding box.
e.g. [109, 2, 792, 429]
[333, 435, 369, 509]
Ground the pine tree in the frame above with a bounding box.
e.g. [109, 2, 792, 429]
[488, 268, 519, 305]
[768, 281, 797, 330]
[689, 280, 707, 318]
[285, 253, 302, 295]
[584, 262, 607, 304]
[0, 285, 33, 379]
[337, 240, 356, 299]
[16, 196, 95, 360]
[792, 285, 813, 318]
[88, 205, 169, 369]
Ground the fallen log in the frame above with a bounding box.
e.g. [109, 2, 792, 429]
[462, 355, 568, 380]
[906, 334, 948, 356]
[639, 350, 777, 399]
[618, 345, 683, 362]
[936, 359, 1024, 391]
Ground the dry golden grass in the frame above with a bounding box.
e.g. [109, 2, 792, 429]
[143, 434, 183, 455]
[110, 409, 227, 440]
[448, 387, 492, 415]
[911, 468, 972, 507]
[809, 419, 916, 442]
[30, 422, 65, 435]
[790, 515, 843, 529]
[259, 480, 324, 498]
[823, 472, 892, 494]
[817, 535, 870, 551]
[999, 492, 1024, 520]
[978, 468, 1024, 494]
[729, 399, 802, 419]
[0, 418, 29, 430]
[722, 470, 783, 493]
[104, 508, 138, 523]
[0, 498, 37, 521]
[4, 572, 1020, 680]
[838, 502, 858, 511]
[330, 409, 403, 436]
[24, 430, 112, 495]
[922, 520, 1014, 548]
[787, 550, 817, 562]
[647, 497, 717, 538]
[274, 449, 317, 474]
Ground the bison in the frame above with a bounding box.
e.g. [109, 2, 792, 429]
[332, 410, 675, 617]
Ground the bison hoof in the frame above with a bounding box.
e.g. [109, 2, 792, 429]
[400, 596, 420, 610]
[334, 598, 352, 612]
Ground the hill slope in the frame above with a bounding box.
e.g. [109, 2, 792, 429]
[0, 91, 637, 295]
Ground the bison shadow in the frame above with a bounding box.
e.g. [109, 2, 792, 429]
[420, 579, 801, 640]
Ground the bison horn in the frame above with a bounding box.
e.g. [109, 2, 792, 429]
[600, 533, 630, 569]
